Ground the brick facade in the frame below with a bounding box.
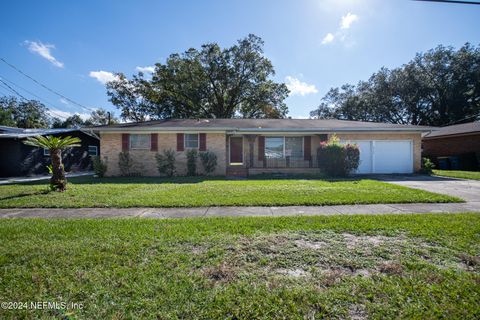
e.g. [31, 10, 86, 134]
[100, 131, 423, 176]
[423, 134, 480, 158]
[422, 133, 480, 169]
[100, 132, 227, 176]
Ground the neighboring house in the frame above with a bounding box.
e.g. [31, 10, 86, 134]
[0, 126, 100, 177]
[423, 121, 480, 170]
[94, 119, 432, 177]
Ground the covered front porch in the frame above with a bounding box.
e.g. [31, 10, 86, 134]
[226, 134, 328, 176]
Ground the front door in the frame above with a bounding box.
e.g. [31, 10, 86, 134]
[230, 137, 243, 164]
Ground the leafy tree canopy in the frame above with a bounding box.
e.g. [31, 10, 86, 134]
[51, 108, 119, 128]
[106, 34, 290, 121]
[0, 96, 117, 129]
[87, 108, 119, 126]
[0, 96, 50, 128]
[52, 114, 85, 128]
[310, 43, 480, 126]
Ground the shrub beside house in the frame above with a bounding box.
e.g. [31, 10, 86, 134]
[93, 118, 432, 177]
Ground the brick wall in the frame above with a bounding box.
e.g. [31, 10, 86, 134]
[422, 134, 480, 169]
[100, 132, 227, 176]
[101, 131, 423, 176]
[423, 134, 480, 158]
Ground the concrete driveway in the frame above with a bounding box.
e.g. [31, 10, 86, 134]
[374, 174, 480, 202]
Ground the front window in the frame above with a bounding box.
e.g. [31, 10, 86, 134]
[88, 145, 98, 156]
[265, 137, 284, 159]
[129, 134, 150, 150]
[285, 137, 303, 158]
[265, 136, 303, 159]
[185, 134, 199, 149]
[43, 148, 50, 156]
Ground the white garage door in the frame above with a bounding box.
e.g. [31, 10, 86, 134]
[374, 141, 412, 173]
[355, 141, 373, 174]
[342, 140, 413, 174]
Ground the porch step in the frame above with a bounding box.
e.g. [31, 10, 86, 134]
[226, 166, 248, 177]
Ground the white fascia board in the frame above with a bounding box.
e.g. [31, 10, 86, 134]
[98, 127, 432, 135]
[230, 129, 430, 135]
[98, 128, 228, 134]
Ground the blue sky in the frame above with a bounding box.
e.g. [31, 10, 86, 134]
[0, 0, 479, 120]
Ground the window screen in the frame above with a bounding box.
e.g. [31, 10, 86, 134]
[129, 134, 150, 149]
[185, 134, 199, 148]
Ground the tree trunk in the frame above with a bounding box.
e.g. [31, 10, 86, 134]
[50, 148, 67, 191]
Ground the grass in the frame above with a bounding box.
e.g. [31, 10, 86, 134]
[0, 213, 479, 319]
[0, 176, 461, 208]
[433, 169, 480, 180]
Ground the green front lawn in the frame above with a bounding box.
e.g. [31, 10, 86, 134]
[433, 169, 480, 180]
[0, 214, 479, 319]
[0, 176, 461, 208]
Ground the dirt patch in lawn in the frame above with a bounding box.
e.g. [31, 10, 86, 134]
[349, 304, 368, 320]
[198, 231, 479, 285]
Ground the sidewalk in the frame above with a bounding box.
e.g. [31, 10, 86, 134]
[0, 171, 94, 185]
[1, 201, 479, 218]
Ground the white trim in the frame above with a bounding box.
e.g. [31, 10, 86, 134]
[43, 148, 50, 156]
[97, 127, 432, 133]
[184, 133, 199, 149]
[264, 136, 304, 159]
[129, 134, 151, 150]
[88, 145, 98, 156]
[372, 141, 376, 173]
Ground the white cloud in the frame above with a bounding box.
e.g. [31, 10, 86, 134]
[24, 41, 64, 68]
[285, 76, 318, 96]
[321, 13, 359, 45]
[48, 109, 90, 120]
[59, 98, 69, 106]
[340, 12, 358, 29]
[135, 66, 155, 73]
[89, 71, 119, 84]
[321, 33, 335, 45]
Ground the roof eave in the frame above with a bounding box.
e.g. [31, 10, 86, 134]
[97, 126, 432, 134]
[423, 131, 480, 140]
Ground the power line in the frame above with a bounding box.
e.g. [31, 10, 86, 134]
[0, 57, 97, 113]
[0, 75, 73, 119]
[0, 83, 14, 96]
[0, 78, 69, 120]
[0, 78, 29, 101]
[442, 112, 480, 126]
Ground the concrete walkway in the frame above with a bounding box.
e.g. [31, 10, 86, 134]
[0, 171, 93, 185]
[1, 201, 479, 219]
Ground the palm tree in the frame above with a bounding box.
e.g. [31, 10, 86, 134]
[24, 135, 81, 191]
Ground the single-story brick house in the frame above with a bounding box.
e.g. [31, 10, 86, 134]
[93, 119, 433, 176]
[0, 126, 100, 177]
[422, 121, 480, 170]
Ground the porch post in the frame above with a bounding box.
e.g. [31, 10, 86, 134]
[245, 135, 257, 168]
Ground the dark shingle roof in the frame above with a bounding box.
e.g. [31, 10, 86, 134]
[93, 118, 433, 132]
[424, 121, 480, 139]
[0, 127, 96, 139]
